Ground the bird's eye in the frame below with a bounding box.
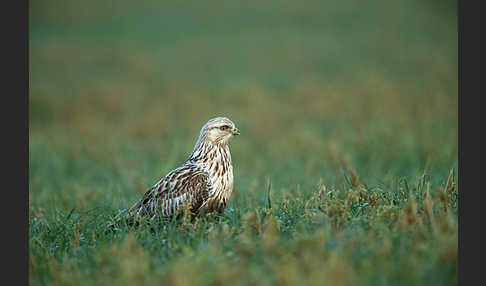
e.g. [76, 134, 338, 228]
[219, 125, 230, 131]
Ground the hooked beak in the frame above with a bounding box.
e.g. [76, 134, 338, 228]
[232, 128, 240, 136]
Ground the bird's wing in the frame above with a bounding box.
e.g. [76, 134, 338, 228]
[127, 164, 211, 220]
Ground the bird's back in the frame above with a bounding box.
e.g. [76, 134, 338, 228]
[126, 162, 212, 221]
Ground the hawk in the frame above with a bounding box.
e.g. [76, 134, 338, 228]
[125, 117, 240, 222]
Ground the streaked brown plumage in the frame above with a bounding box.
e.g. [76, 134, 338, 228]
[126, 117, 239, 222]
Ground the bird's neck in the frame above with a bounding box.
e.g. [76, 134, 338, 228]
[188, 140, 231, 167]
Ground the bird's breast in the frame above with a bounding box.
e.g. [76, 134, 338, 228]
[205, 148, 233, 200]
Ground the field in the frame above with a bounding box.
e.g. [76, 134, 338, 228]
[29, 0, 458, 285]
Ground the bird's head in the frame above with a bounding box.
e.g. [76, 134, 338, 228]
[199, 117, 240, 145]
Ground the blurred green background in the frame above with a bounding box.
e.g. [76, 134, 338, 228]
[29, 0, 457, 285]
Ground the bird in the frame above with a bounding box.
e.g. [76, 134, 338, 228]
[125, 117, 240, 223]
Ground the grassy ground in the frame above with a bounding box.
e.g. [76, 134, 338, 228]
[29, 0, 457, 285]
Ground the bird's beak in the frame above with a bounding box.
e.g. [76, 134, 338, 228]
[232, 128, 240, 136]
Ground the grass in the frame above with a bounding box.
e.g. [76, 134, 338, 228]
[29, 0, 457, 285]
